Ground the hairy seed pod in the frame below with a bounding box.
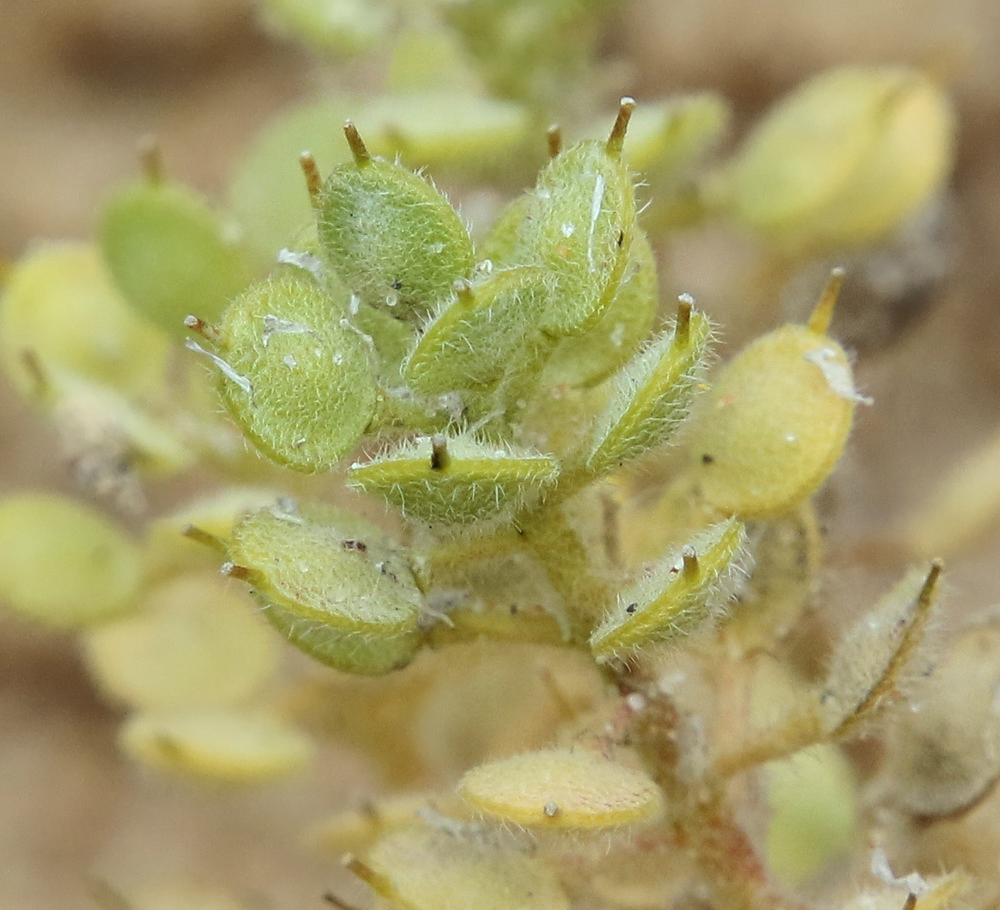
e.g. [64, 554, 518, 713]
[687, 272, 861, 517]
[119, 707, 313, 783]
[228, 501, 425, 675]
[317, 123, 475, 321]
[358, 821, 569, 910]
[542, 228, 660, 389]
[348, 434, 560, 527]
[0, 242, 169, 400]
[511, 99, 638, 336]
[458, 748, 665, 830]
[0, 492, 142, 628]
[587, 298, 712, 476]
[190, 273, 377, 472]
[404, 266, 551, 398]
[100, 174, 250, 336]
[589, 517, 747, 662]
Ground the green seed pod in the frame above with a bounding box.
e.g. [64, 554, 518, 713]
[458, 748, 665, 830]
[542, 228, 660, 389]
[0, 242, 169, 400]
[258, 0, 391, 57]
[589, 517, 747, 662]
[586, 297, 712, 477]
[358, 821, 570, 910]
[348, 434, 560, 527]
[228, 501, 425, 675]
[0, 492, 142, 629]
[724, 65, 955, 253]
[513, 99, 638, 335]
[686, 271, 862, 517]
[317, 123, 475, 321]
[403, 266, 551, 399]
[189, 273, 376, 472]
[228, 97, 356, 267]
[477, 191, 533, 268]
[354, 91, 532, 176]
[83, 572, 277, 711]
[119, 707, 313, 783]
[100, 171, 251, 336]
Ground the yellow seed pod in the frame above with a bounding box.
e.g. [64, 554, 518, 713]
[119, 708, 313, 783]
[686, 272, 861, 518]
[348, 434, 560, 527]
[0, 242, 169, 400]
[589, 518, 747, 663]
[308, 792, 435, 856]
[83, 572, 277, 711]
[359, 821, 570, 910]
[725, 65, 954, 253]
[458, 748, 665, 830]
[229, 500, 425, 675]
[0, 492, 142, 629]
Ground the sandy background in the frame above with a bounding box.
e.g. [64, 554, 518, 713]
[2, 1, 1000, 907]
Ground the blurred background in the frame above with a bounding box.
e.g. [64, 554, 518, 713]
[2, 0, 1000, 907]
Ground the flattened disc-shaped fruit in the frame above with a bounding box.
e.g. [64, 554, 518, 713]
[458, 748, 665, 830]
[201, 274, 376, 472]
[364, 822, 569, 910]
[229, 501, 425, 674]
[590, 518, 747, 662]
[687, 324, 859, 517]
[317, 149, 474, 320]
[516, 137, 636, 336]
[587, 303, 712, 475]
[0, 492, 141, 628]
[119, 708, 312, 783]
[84, 572, 276, 710]
[348, 435, 560, 526]
[404, 266, 550, 397]
[0, 242, 169, 399]
[100, 178, 250, 336]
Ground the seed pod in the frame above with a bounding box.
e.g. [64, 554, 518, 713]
[542, 227, 660, 389]
[119, 707, 313, 783]
[228, 501, 425, 675]
[83, 572, 276, 711]
[686, 271, 861, 517]
[883, 626, 1000, 819]
[100, 172, 251, 336]
[403, 266, 551, 398]
[0, 492, 142, 628]
[512, 99, 638, 336]
[0, 242, 169, 400]
[478, 191, 533, 268]
[822, 562, 942, 739]
[189, 273, 377, 472]
[348, 434, 560, 527]
[725, 65, 955, 253]
[317, 123, 475, 321]
[356, 821, 569, 910]
[458, 748, 665, 830]
[589, 517, 747, 662]
[586, 297, 712, 477]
